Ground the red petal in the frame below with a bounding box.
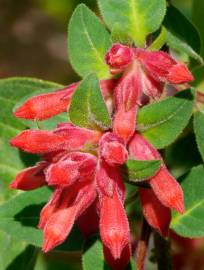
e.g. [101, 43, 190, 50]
[150, 166, 185, 214]
[113, 62, 142, 142]
[136, 49, 193, 84]
[99, 191, 130, 259]
[46, 152, 97, 187]
[14, 83, 78, 120]
[99, 132, 128, 166]
[139, 188, 171, 237]
[10, 161, 47, 190]
[103, 244, 131, 270]
[167, 64, 194, 84]
[96, 160, 125, 202]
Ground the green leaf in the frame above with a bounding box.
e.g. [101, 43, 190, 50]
[82, 236, 109, 270]
[69, 73, 111, 129]
[194, 112, 204, 162]
[123, 159, 161, 182]
[171, 165, 204, 237]
[111, 23, 133, 45]
[0, 187, 51, 246]
[137, 89, 194, 149]
[148, 27, 167, 51]
[98, 0, 166, 47]
[68, 4, 111, 79]
[164, 5, 203, 64]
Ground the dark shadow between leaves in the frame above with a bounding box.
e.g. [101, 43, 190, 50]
[14, 203, 44, 227]
[6, 245, 38, 270]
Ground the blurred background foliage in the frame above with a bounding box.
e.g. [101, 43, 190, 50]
[1, 0, 202, 85]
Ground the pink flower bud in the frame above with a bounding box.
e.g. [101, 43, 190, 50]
[99, 191, 130, 260]
[105, 44, 134, 71]
[10, 161, 47, 190]
[14, 83, 78, 121]
[46, 152, 97, 187]
[136, 49, 193, 84]
[139, 188, 171, 237]
[99, 132, 128, 166]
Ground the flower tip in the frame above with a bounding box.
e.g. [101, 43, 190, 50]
[175, 201, 185, 214]
[109, 240, 124, 260]
[42, 239, 53, 253]
[14, 105, 30, 119]
[168, 64, 194, 84]
[9, 181, 17, 189]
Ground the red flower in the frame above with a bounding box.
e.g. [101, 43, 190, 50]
[10, 42, 193, 269]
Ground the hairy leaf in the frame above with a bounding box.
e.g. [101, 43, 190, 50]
[98, 0, 166, 47]
[123, 159, 161, 182]
[69, 73, 111, 129]
[194, 112, 204, 161]
[68, 4, 111, 79]
[137, 89, 194, 149]
[171, 165, 204, 237]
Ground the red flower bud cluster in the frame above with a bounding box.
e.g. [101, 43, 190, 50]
[10, 44, 193, 269]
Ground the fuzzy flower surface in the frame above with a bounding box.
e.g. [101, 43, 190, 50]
[10, 44, 193, 269]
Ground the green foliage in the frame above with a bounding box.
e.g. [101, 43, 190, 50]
[137, 89, 194, 149]
[98, 0, 166, 47]
[123, 159, 161, 183]
[194, 112, 204, 162]
[69, 73, 111, 129]
[68, 4, 111, 79]
[164, 5, 203, 64]
[148, 27, 167, 51]
[193, 0, 204, 58]
[171, 165, 204, 237]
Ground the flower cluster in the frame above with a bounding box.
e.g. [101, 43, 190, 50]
[10, 44, 193, 269]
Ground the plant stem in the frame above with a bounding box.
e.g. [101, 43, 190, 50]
[154, 232, 172, 270]
[136, 218, 152, 270]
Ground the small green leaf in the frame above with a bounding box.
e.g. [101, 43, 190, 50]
[123, 159, 161, 182]
[98, 0, 166, 47]
[148, 27, 167, 51]
[171, 165, 204, 237]
[164, 5, 203, 64]
[194, 112, 204, 162]
[69, 73, 111, 129]
[137, 89, 194, 149]
[68, 4, 111, 79]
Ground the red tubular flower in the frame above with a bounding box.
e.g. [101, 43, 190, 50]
[99, 191, 130, 260]
[10, 125, 101, 154]
[99, 132, 128, 166]
[113, 62, 142, 142]
[135, 49, 194, 84]
[14, 83, 78, 121]
[129, 133, 185, 214]
[14, 80, 116, 121]
[95, 159, 125, 200]
[42, 181, 96, 252]
[139, 188, 171, 237]
[46, 152, 97, 187]
[10, 161, 47, 190]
